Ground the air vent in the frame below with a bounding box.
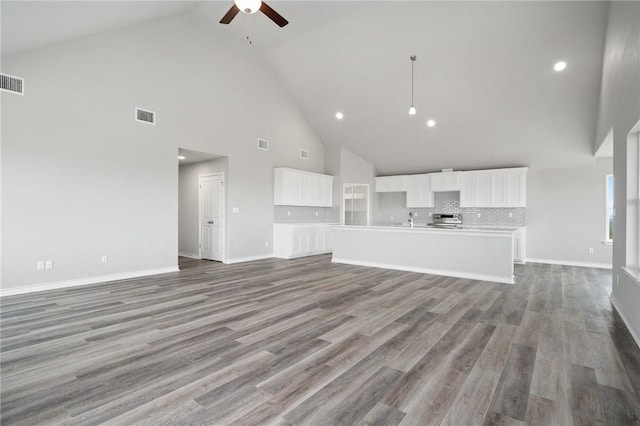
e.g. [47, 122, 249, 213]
[257, 138, 269, 151]
[1, 73, 24, 95]
[135, 107, 155, 125]
[300, 149, 309, 160]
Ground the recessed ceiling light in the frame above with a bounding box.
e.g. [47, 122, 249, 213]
[335, 112, 344, 120]
[427, 119, 436, 127]
[554, 61, 567, 72]
[178, 155, 186, 160]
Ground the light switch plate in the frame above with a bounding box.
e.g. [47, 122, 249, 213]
[45, 260, 53, 269]
[232, 207, 240, 213]
[36, 261, 44, 270]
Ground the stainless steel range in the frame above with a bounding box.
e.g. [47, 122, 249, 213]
[427, 213, 463, 228]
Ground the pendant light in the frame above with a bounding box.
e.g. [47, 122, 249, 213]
[408, 55, 417, 115]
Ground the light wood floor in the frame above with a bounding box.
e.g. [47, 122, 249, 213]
[1, 255, 639, 425]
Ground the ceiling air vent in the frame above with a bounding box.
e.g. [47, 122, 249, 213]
[0, 73, 24, 95]
[300, 149, 309, 160]
[135, 107, 155, 125]
[257, 138, 269, 151]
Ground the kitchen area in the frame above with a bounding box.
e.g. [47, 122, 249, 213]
[273, 164, 528, 284]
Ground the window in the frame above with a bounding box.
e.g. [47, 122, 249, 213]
[606, 174, 614, 242]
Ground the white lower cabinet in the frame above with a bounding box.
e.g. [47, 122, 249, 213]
[274, 223, 336, 259]
[513, 228, 526, 264]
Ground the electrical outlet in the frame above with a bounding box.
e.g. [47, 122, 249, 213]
[508, 212, 513, 218]
[414, 212, 418, 217]
[287, 210, 291, 216]
[477, 213, 481, 218]
[232, 207, 240, 213]
[429, 212, 432, 217]
[45, 260, 53, 269]
[36, 260, 44, 270]
[588, 248, 594, 255]
[101, 255, 108, 264]
[265, 241, 269, 247]
[315, 211, 319, 216]
[390, 216, 394, 222]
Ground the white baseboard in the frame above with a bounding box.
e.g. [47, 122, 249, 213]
[331, 258, 515, 284]
[526, 258, 612, 269]
[224, 254, 273, 264]
[610, 293, 640, 349]
[178, 252, 201, 259]
[0, 267, 179, 297]
[274, 249, 332, 260]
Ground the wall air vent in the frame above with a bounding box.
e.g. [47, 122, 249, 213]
[257, 138, 269, 151]
[0, 73, 24, 95]
[135, 107, 155, 125]
[300, 149, 309, 160]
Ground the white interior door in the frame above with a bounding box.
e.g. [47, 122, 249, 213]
[199, 174, 225, 261]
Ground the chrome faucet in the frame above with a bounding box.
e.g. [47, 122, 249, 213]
[408, 212, 414, 228]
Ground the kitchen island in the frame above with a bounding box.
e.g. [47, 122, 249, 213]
[331, 225, 517, 284]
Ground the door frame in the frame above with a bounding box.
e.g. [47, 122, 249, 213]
[342, 183, 371, 226]
[198, 172, 226, 262]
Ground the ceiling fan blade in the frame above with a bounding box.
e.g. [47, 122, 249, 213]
[220, 4, 240, 24]
[260, 1, 289, 27]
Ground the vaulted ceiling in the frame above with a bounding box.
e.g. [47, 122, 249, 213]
[1, 1, 610, 175]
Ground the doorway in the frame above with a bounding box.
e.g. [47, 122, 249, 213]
[343, 183, 370, 226]
[178, 148, 228, 264]
[199, 173, 225, 261]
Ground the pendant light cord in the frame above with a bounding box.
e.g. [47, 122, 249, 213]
[410, 55, 417, 108]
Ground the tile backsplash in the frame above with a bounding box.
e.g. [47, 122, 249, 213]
[381, 191, 526, 227]
[274, 206, 340, 223]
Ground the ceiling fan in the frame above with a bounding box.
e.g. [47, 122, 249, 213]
[220, 0, 289, 27]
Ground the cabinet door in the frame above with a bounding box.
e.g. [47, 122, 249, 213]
[324, 226, 333, 250]
[476, 173, 492, 206]
[430, 172, 461, 191]
[407, 175, 433, 207]
[460, 173, 476, 207]
[375, 176, 407, 192]
[491, 172, 507, 206]
[444, 172, 461, 190]
[274, 169, 302, 206]
[505, 171, 526, 207]
[318, 176, 333, 207]
[406, 176, 421, 207]
[430, 173, 446, 192]
[301, 174, 319, 206]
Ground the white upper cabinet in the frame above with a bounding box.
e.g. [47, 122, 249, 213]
[460, 172, 492, 207]
[406, 174, 434, 208]
[375, 175, 408, 192]
[460, 168, 527, 207]
[274, 168, 333, 207]
[317, 174, 333, 207]
[430, 172, 462, 192]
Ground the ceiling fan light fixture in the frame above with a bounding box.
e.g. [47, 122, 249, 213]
[234, 0, 262, 14]
[408, 106, 417, 115]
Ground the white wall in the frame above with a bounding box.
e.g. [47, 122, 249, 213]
[178, 158, 229, 258]
[1, 14, 325, 292]
[594, 1, 640, 345]
[527, 160, 613, 267]
[325, 146, 378, 224]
